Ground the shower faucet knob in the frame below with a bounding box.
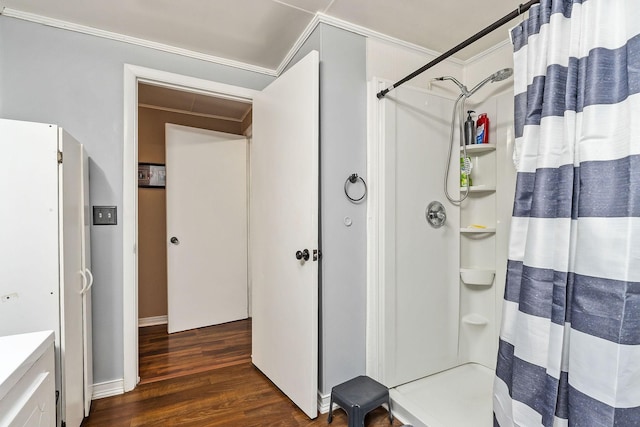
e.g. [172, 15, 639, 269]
[426, 201, 447, 228]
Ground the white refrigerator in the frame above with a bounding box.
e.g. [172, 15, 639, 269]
[0, 119, 93, 427]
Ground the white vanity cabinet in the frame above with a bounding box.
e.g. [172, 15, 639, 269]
[0, 331, 56, 427]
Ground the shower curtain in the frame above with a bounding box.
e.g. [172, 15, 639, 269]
[493, 1, 640, 426]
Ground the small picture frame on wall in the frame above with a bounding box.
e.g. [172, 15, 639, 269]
[138, 163, 166, 188]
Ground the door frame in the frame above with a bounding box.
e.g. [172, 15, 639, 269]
[122, 64, 258, 391]
[365, 78, 388, 383]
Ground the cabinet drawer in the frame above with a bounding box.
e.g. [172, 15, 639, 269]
[0, 343, 55, 427]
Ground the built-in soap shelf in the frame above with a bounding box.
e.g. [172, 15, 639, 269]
[460, 226, 496, 234]
[463, 185, 496, 193]
[460, 143, 496, 154]
[460, 268, 495, 286]
[461, 313, 489, 326]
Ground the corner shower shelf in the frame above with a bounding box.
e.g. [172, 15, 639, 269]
[460, 269, 495, 286]
[460, 143, 496, 154]
[460, 227, 496, 234]
[462, 313, 489, 326]
[463, 185, 496, 193]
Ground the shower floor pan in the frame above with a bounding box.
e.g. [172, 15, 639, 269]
[390, 363, 494, 427]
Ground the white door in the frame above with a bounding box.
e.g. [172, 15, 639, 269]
[251, 50, 319, 418]
[166, 124, 248, 334]
[59, 129, 86, 427]
[80, 145, 94, 416]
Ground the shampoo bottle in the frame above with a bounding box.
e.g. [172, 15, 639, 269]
[460, 157, 472, 187]
[476, 113, 489, 144]
[464, 110, 475, 145]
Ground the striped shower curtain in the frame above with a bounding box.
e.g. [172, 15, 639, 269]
[493, 1, 640, 426]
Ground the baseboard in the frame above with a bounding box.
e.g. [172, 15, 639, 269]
[92, 379, 125, 400]
[138, 315, 168, 327]
[317, 391, 331, 414]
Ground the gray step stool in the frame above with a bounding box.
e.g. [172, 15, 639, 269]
[327, 375, 393, 427]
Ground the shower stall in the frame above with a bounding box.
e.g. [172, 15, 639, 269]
[367, 76, 516, 427]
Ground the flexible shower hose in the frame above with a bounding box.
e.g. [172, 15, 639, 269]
[444, 93, 471, 204]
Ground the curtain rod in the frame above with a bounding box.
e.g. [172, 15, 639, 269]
[376, 0, 540, 99]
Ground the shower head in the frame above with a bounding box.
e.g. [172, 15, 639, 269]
[467, 67, 514, 97]
[491, 68, 513, 82]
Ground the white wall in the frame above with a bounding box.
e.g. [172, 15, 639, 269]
[374, 83, 462, 387]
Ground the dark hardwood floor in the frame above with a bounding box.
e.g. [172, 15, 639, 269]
[83, 319, 403, 426]
[138, 320, 252, 384]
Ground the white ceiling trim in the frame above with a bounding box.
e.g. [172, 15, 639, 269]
[317, 13, 465, 66]
[276, 13, 321, 75]
[275, 11, 466, 76]
[464, 38, 512, 65]
[2, 6, 507, 82]
[138, 103, 244, 122]
[0, 7, 278, 77]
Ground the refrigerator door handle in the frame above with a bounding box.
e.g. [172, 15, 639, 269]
[84, 268, 94, 293]
[79, 270, 88, 294]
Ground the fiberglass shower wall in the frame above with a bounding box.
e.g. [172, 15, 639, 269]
[368, 80, 516, 388]
[370, 82, 460, 387]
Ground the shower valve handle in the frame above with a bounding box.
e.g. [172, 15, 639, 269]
[429, 211, 445, 220]
[426, 201, 447, 228]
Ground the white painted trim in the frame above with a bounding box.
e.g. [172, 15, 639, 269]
[138, 315, 168, 327]
[138, 104, 244, 122]
[318, 13, 466, 66]
[2, 6, 507, 82]
[0, 8, 277, 77]
[464, 38, 512, 65]
[92, 379, 124, 400]
[365, 78, 383, 380]
[317, 391, 331, 414]
[276, 14, 321, 75]
[123, 65, 138, 393]
[123, 63, 259, 393]
[365, 78, 389, 382]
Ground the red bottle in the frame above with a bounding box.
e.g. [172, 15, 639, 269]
[476, 113, 489, 144]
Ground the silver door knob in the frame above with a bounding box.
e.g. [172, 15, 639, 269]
[170, 237, 179, 245]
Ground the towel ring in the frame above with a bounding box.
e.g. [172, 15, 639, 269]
[344, 173, 367, 203]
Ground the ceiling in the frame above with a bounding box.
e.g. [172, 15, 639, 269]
[138, 83, 252, 121]
[1, 0, 524, 72]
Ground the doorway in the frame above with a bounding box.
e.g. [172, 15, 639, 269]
[123, 66, 260, 390]
[122, 56, 320, 418]
[136, 81, 252, 383]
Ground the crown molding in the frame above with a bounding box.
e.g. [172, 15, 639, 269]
[318, 13, 466, 66]
[276, 13, 322, 75]
[463, 38, 512, 65]
[0, 8, 278, 77]
[2, 7, 509, 78]
[276, 12, 468, 74]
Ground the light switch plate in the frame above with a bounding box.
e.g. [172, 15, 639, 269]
[93, 206, 117, 225]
